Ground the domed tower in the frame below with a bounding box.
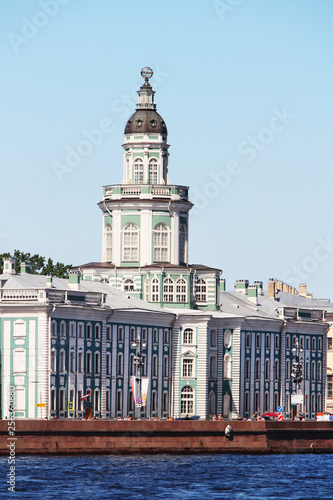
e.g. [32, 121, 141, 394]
[99, 68, 193, 269]
[122, 67, 169, 186]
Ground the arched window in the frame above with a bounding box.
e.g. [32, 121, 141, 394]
[176, 278, 187, 302]
[223, 393, 230, 418]
[286, 359, 290, 379]
[123, 223, 139, 262]
[224, 354, 232, 379]
[153, 223, 169, 262]
[181, 386, 194, 415]
[224, 329, 231, 348]
[123, 278, 135, 292]
[183, 328, 193, 344]
[149, 159, 158, 184]
[179, 224, 187, 264]
[265, 392, 269, 412]
[151, 278, 159, 302]
[274, 360, 279, 380]
[195, 278, 206, 303]
[210, 356, 217, 379]
[163, 277, 174, 302]
[209, 391, 215, 415]
[134, 158, 143, 184]
[210, 329, 217, 348]
[265, 359, 270, 379]
[317, 393, 322, 412]
[311, 361, 316, 380]
[105, 223, 112, 262]
[255, 359, 260, 379]
[311, 393, 316, 412]
[318, 337, 322, 350]
[318, 361, 322, 381]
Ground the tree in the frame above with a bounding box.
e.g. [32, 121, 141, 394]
[0, 250, 72, 278]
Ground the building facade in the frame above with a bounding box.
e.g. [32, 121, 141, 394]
[0, 69, 330, 420]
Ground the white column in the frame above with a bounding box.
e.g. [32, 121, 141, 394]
[112, 210, 122, 266]
[171, 211, 179, 265]
[140, 209, 152, 266]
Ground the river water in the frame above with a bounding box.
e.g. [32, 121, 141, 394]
[1, 454, 332, 499]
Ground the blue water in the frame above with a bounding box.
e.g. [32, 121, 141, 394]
[0, 454, 332, 499]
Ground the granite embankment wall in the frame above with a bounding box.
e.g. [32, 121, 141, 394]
[1, 420, 333, 455]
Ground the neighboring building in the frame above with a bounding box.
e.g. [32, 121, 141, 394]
[0, 260, 174, 420]
[0, 70, 330, 420]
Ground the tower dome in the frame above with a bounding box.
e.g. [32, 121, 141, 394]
[124, 67, 167, 135]
[124, 109, 167, 135]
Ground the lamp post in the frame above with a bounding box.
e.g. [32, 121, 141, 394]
[291, 339, 303, 418]
[131, 330, 146, 419]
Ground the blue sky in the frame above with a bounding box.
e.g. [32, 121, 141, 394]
[1, 0, 333, 299]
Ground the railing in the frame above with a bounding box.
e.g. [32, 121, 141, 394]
[151, 187, 170, 196]
[122, 187, 141, 195]
[1, 289, 39, 301]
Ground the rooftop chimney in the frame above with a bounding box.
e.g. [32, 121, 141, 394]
[299, 283, 307, 297]
[248, 285, 258, 305]
[235, 280, 249, 294]
[268, 279, 276, 299]
[68, 270, 81, 290]
[20, 262, 31, 274]
[3, 257, 16, 275]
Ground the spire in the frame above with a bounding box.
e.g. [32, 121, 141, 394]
[136, 67, 156, 111]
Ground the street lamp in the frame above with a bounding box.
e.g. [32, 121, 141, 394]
[131, 329, 147, 419]
[291, 339, 303, 418]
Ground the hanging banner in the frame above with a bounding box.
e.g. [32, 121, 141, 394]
[130, 376, 138, 403]
[141, 377, 149, 406]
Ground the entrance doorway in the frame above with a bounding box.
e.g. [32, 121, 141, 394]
[85, 407, 92, 419]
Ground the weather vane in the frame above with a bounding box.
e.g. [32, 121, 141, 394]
[141, 67, 153, 82]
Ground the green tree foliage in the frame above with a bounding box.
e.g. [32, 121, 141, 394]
[0, 250, 72, 278]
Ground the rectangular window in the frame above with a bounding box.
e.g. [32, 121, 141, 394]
[164, 329, 169, 344]
[70, 351, 75, 372]
[210, 356, 217, 379]
[130, 327, 136, 342]
[87, 324, 92, 339]
[107, 353, 111, 375]
[51, 350, 56, 373]
[69, 389, 74, 409]
[78, 391, 82, 411]
[153, 356, 157, 377]
[59, 389, 65, 411]
[286, 335, 290, 349]
[70, 323, 76, 338]
[328, 375, 333, 398]
[60, 323, 66, 337]
[153, 329, 158, 343]
[86, 352, 92, 374]
[95, 324, 101, 340]
[256, 334, 260, 348]
[78, 352, 83, 373]
[78, 323, 84, 338]
[106, 390, 110, 412]
[95, 352, 100, 375]
[163, 356, 169, 377]
[183, 359, 193, 378]
[152, 391, 157, 412]
[118, 353, 123, 376]
[246, 333, 251, 347]
[163, 392, 168, 412]
[118, 327, 124, 341]
[117, 390, 122, 412]
[60, 351, 65, 373]
[95, 391, 99, 412]
[328, 338, 332, 350]
[51, 388, 56, 411]
[107, 325, 112, 341]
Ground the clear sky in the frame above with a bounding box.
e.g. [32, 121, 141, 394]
[1, 0, 333, 299]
